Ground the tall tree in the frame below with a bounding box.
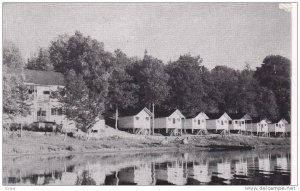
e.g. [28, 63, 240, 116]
[3, 41, 30, 134]
[26, 48, 53, 71]
[54, 70, 106, 133]
[105, 49, 138, 129]
[165, 54, 210, 117]
[255, 87, 279, 121]
[49, 31, 111, 134]
[210, 66, 240, 113]
[127, 51, 170, 134]
[254, 55, 291, 121]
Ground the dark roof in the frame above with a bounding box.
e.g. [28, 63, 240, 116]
[228, 113, 247, 120]
[105, 117, 116, 127]
[251, 117, 262, 123]
[23, 69, 65, 86]
[185, 112, 208, 119]
[119, 107, 152, 117]
[155, 109, 178, 118]
[206, 113, 224, 120]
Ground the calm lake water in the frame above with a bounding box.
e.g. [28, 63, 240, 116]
[3, 148, 290, 185]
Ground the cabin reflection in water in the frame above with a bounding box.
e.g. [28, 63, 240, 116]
[217, 162, 233, 183]
[167, 161, 187, 185]
[134, 163, 154, 185]
[258, 155, 272, 175]
[190, 161, 211, 184]
[276, 155, 288, 172]
[3, 149, 291, 186]
[235, 159, 248, 176]
[155, 161, 187, 185]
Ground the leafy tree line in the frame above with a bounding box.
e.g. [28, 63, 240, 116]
[4, 31, 291, 134]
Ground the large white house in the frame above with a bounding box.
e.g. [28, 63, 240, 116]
[15, 69, 77, 130]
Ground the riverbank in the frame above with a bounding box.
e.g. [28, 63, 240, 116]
[3, 130, 290, 156]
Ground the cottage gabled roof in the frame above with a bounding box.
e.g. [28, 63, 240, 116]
[23, 69, 65, 86]
[251, 117, 261, 123]
[120, 107, 153, 117]
[205, 113, 223, 119]
[252, 117, 271, 124]
[206, 112, 231, 120]
[155, 109, 185, 118]
[228, 113, 252, 120]
[277, 119, 288, 124]
[186, 112, 209, 119]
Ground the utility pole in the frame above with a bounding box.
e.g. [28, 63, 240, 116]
[152, 103, 155, 135]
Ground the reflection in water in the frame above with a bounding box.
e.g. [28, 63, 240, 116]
[3, 149, 291, 185]
[276, 155, 288, 172]
[134, 163, 154, 185]
[259, 155, 272, 175]
[191, 162, 211, 183]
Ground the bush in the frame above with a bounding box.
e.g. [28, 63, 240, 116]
[9, 123, 21, 131]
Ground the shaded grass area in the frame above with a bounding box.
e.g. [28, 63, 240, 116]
[3, 131, 290, 155]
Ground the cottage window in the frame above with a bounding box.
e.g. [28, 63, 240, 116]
[41, 111, 46, 116]
[229, 121, 232, 124]
[198, 120, 200, 125]
[37, 110, 46, 116]
[264, 124, 267, 126]
[235, 121, 238, 124]
[275, 124, 278, 127]
[173, 118, 176, 124]
[51, 108, 57, 115]
[57, 108, 63, 115]
[135, 116, 139, 120]
[241, 121, 244, 124]
[221, 121, 224, 125]
[43, 91, 50, 95]
[146, 117, 149, 120]
[27, 86, 34, 94]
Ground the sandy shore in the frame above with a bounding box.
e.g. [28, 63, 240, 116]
[3, 130, 290, 156]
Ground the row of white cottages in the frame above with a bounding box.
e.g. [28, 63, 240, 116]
[12, 69, 290, 136]
[116, 107, 290, 136]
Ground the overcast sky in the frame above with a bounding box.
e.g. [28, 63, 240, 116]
[3, 3, 292, 70]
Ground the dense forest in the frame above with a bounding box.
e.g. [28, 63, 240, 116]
[3, 31, 291, 131]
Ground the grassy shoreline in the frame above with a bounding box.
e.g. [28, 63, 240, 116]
[3, 131, 290, 156]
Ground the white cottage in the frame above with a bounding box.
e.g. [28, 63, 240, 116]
[252, 118, 271, 136]
[184, 112, 209, 134]
[269, 119, 289, 136]
[118, 107, 153, 134]
[206, 112, 232, 133]
[228, 113, 252, 133]
[154, 109, 185, 135]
